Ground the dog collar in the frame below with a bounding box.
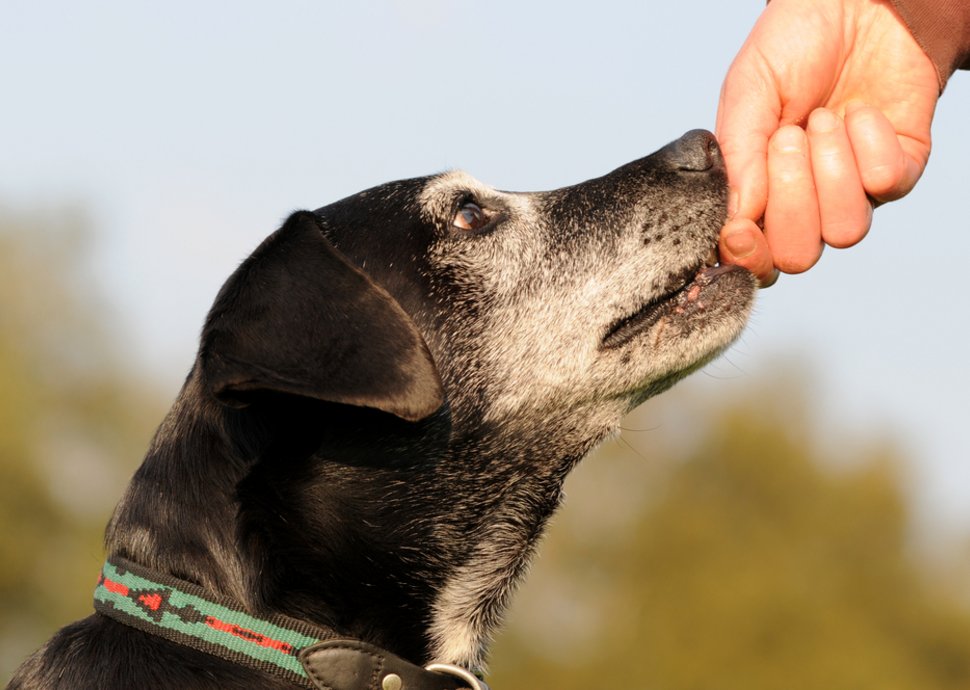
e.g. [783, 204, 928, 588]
[94, 557, 487, 690]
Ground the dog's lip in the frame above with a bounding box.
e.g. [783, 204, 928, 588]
[600, 253, 738, 349]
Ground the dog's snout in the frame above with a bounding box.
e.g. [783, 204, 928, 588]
[660, 129, 722, 173]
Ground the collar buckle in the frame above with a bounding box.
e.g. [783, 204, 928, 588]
[425, 663, 491, 690]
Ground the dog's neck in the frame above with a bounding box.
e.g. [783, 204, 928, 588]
[106, 373, 602, 672]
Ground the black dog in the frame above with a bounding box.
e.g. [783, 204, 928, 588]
[8, 130, 754, 690]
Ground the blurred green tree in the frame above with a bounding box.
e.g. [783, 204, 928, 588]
[490, 384, 970, 689]
[0, 208, 164, 678]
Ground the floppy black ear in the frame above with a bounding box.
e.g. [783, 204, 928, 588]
[199, 211, 444, 422]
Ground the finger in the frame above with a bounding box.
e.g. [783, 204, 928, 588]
[806, 108, 872, 248]
[715, 48, 781, 222]
[764, 125, 823, 274]
[845, 103, 924, 202]
[719, 217, 777, 287]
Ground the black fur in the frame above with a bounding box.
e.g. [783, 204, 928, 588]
[8, 130, 755, 689]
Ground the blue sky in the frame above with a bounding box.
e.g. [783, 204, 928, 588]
[2, 1, 968, 532]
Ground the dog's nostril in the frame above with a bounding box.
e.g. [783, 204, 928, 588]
[663, 129, 722, 172]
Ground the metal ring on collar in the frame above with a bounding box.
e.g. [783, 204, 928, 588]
[424, 663, 491, 690]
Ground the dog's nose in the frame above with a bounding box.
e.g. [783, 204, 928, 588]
[659, 129, 722, 172]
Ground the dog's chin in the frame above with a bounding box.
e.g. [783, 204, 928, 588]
[647, 262, 754, 344]
[602, 249, 753, 340]
[646, 262, 754, 359]
[601, 261, 756, 401]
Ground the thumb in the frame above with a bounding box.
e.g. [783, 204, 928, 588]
[715, 50, 782, 222]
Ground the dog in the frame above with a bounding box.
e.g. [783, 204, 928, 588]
[8, 129, 755, 690]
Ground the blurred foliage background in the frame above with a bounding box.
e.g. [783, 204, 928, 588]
[0, 207, 166, 675]
[490, 391, 970, 689]
[2, 207, 968, 686]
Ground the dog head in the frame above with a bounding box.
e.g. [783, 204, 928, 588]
[111, 130, 755, 673]
[204, 129, 752, 433]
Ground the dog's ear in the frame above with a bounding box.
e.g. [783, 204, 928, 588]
[199, 211, 444, 422]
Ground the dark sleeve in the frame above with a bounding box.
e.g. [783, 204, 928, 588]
[889, 0, 970, 90]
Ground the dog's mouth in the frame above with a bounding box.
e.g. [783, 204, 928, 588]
[601, 247, 745, 349]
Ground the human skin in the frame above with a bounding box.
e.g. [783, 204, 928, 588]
[715, 0, 939, 285]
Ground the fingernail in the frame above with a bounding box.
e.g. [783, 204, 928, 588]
[724, 227, 757, 259]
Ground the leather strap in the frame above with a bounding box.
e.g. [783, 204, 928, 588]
[300, 640, 480, 690]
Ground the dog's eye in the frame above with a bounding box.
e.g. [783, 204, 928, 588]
[452, 201, 489, 231]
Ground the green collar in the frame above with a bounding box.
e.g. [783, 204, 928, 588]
[94, 557, 487, 690]
[94, 556, 333, 687]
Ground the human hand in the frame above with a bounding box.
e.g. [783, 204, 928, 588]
[715, 0, 939, 285]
